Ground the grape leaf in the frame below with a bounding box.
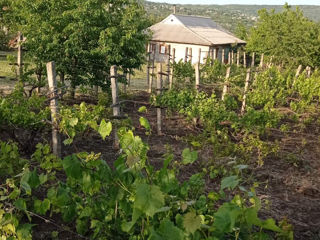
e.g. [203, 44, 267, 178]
[139, 117, 151, 131]
[182, 148, 198, 165]
[62, 155, 82, 179]
[134, 183, 164, 217]
[138, 106, 147, 113]
[69, 117, 78, 127]
[150, 219, 184, 240]
[98, 119, 112, 140]
[183, 211, 202, 234]
[14, 198, 27, 211]
[221, 176, 239, 190]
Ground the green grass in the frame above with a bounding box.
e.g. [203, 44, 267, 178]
[129, 64, 163, 91]
[0, 51, 18, 92]
[0, 51, 16, 78]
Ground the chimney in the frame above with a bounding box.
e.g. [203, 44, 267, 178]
[173, 5, 176, 14]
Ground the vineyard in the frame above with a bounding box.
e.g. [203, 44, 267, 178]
[1, 1, 320, 240]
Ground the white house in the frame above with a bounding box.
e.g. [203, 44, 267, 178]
[148, 13, 246, 64]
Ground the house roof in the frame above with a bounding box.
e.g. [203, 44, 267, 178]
[150, 14, 246, 46]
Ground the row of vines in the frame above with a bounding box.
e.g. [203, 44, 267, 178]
[0, 58, 299, 240]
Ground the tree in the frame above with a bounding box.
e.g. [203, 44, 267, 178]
[1, 0, 150, 94]
[246, 4, 320, 67]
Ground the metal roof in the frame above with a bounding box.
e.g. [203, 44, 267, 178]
[150, 14, 246, 46]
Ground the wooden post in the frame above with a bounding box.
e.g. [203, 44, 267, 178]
[213, 48, 217, 61]
[111, 66, 120, 116]
[260, 54, 264, 68]
[170, 48, 175, 89]
[17, 32, 23, 81]
[241, 68, 251, 115]
[195, 63, 200, 90]
[251, 52, 255, 67]
[166, 56, 170, 87]
[46, 62, 61, 158]
[243, 52, 247, 68]
[156, 63, 162, 135]
[306, 66, 311, 78]
[231, 50, 234, 64]
[147, 52, 151, 87]
[222, 67, 231, 101]
[237, 49, 240, 66]
[188, 48, 192, 63]
[185, 47, 188, 63]
[295, 65, 302, 78]
[221, 48, 225, 64]
[228, 51, 231, 65]
[204, 51, 208, 62]
[148, 52, 155, 93]
[198, 48, 201, 63]
[110, 65, 120, 149]
[94, 85, 99, 97]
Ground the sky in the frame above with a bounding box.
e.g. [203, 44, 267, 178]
[150, 0, 320, 5]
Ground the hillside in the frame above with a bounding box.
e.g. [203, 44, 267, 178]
[144, 1, 320, 33]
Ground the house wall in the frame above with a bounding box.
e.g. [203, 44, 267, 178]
[149, 41, 210, 65]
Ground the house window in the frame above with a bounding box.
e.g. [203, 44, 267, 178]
[148, 43, 156, 53]
[159, 44, 166, 54]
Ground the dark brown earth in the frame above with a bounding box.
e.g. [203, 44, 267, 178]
[1, 91, 320, 239]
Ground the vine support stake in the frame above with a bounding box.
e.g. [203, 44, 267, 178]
[222, 66, 231, 101]
[156, 63, 163, 135]
[169, 48, 175, 89]
[306, 66, 311, 78]
[260, 53, 264, 68]
[243, 52, 247, 68]
[47, 61, 61, 158]
[251, 52, 255, 67]
[295, 65, 303, 78]
[204, 51, 208, 62]
[17, 32, 23, 81]
[188, 47, 192, 63]
[231, 50, 234, 64]
[166, 48, 171, 88]
[228, 51, 231, 65]
[146, 52, 151, 87]
[195, 63, 200, 90]
[221, 48, 225, 64]
[241, 68, 251, 115]
[237, 49, 240, 66]
[185, 47, 188, 63]
[110, 65, 120, 149]
[148, 52, 155, 94]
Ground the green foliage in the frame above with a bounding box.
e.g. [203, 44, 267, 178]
[59, 102, 108, 144]
[172, 60, 195, 89]
[134, 183, 165, 217]
[182, 148, 198, 165]
[0, 29, 10, 51]
[0, 86, 49, 129]
[98, 119, 112, 140]
[201, 59, 227, 84]
[0, 141, 26, 177]
[0, 115, 292, 240]
[246, 4, 320, 67]
[221, 175, 240, 191]
[2, 0, 150, 90]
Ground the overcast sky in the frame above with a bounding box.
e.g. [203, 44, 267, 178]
[150, 0, 320, 5]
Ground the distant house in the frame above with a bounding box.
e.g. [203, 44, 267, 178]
[148, 13, 246, 64]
